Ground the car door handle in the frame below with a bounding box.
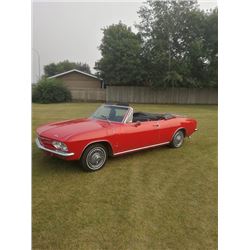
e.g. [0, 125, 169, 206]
[153, 124, 159, 127]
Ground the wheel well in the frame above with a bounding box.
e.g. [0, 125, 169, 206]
[172, 128, 186, 140]
[179, 128, 186, 137]
[81, 141, 114, 158]
[98, 141, 113, 156]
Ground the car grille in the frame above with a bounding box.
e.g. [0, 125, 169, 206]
[38, 136, 54, 150]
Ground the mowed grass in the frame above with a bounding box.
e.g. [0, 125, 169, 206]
[32, 103, 217, 250]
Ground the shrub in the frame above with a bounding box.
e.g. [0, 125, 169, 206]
[32, 78, 72, 103]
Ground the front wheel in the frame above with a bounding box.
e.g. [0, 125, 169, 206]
[170, 130, 185, 148]
[80, 143, 107, 171]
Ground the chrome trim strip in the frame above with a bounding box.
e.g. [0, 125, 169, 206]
[113, 141, 170, 156]
[35, 138, 74, 157]
[104, 104, 130, 109]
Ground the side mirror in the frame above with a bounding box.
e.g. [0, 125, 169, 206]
[135, 121, 141, 127]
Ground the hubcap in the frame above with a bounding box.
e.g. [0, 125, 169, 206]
[174, 131, 184, 147]
[86, 147, 106, 170]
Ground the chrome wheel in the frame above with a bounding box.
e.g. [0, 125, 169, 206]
[86, 147, 107, 170]
[172, 130, 184, 148]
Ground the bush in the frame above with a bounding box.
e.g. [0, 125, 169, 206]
[32, 78, 72, 103]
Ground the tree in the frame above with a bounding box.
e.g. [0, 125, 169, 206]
[137, 0, 218, 88]
[204, 8, 218, 87]
[95, 22, 145, 85]
[44, 60, 91, 77]
[94, 1, 217, 88]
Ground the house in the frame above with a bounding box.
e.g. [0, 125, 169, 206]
[48, 69, 105, 101]
[48, 69, 103, 90]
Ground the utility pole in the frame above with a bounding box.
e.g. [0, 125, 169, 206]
[32, 48, 41, 82]
[168, 34, 171, 72]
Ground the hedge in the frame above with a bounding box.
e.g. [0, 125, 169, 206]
[32, 78, 72, 103]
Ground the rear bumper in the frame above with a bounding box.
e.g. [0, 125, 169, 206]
[35, 138, 74, 157]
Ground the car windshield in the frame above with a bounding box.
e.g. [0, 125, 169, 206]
[90, 105, 129, 123]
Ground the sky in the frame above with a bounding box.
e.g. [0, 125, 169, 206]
[32, 0, 217, 83]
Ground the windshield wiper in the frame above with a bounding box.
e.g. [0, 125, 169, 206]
[100, 115, 111, 123]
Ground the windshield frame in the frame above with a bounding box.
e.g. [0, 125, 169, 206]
[90, 104, 133, 124]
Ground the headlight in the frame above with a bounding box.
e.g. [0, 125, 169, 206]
[52, 141, 68, 152]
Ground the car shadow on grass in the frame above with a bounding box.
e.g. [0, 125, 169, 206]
[33, 154, 83, 174]
[33, 142, 189, 174]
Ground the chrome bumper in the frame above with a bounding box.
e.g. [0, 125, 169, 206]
[195, 128, 198, 131]
[35, 138, 74, 157]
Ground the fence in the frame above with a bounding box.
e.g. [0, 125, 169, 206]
[106, 86, 218, 104]
[70, 88, 106, 102]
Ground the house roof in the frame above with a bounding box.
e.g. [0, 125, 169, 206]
[48, 69, 102, 81]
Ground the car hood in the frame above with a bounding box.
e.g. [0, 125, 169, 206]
[36, 118, 110, 141]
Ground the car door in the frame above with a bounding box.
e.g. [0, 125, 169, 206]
[116, 120, 161, 153]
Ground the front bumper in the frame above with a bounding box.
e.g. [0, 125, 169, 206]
[35, 138, 74, 157]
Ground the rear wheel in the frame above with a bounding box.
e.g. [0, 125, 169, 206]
[80, 143, 107, 171]
[170, 130, 185, 148]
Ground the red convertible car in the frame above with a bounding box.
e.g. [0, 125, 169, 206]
[36, 104, 198, 171]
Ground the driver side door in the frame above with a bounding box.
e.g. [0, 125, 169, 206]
[116, 120, 161, 153]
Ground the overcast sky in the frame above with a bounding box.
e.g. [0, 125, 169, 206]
[32, 0, 217, 83]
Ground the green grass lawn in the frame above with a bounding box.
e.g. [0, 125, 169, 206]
[32, 103, 217, 250]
